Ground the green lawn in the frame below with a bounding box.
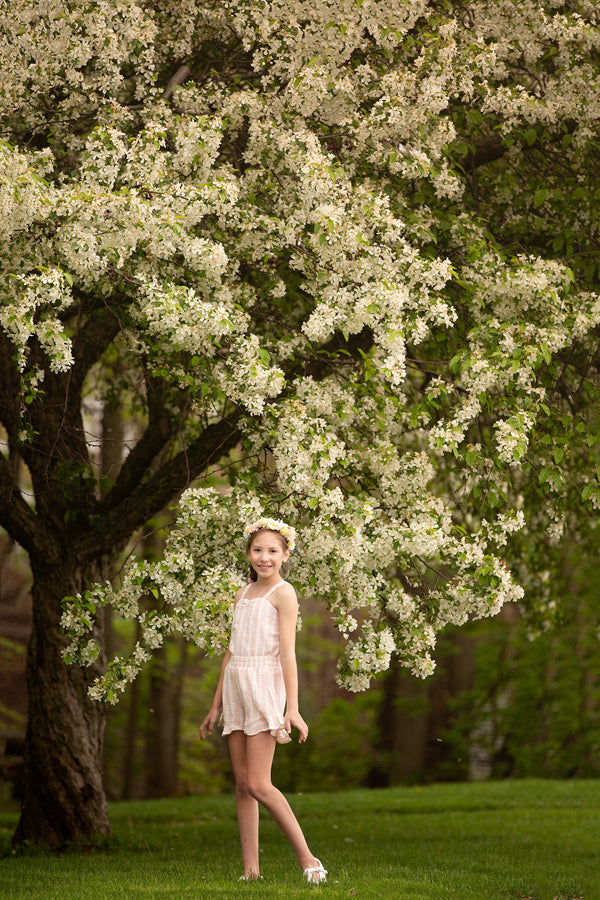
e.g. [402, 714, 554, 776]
[1, 780, 598, 899]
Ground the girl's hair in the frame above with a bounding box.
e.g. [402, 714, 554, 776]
[246, 528, 290, 582]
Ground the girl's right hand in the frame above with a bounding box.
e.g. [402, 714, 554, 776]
[199, 708, 219, 740]
[285, 709, 309, 743]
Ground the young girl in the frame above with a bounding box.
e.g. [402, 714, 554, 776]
[199, 518, 327, 884]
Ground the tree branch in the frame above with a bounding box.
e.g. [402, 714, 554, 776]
[6, 300, 125, 483]
[100, 369, 176, 512]
[0, 452, 58, 559]
[462, 135, 506, 171]
[68, 297, 126, 391]
[163, 65, 191, 100]
[0, 332, 23, 442]
[90, 415, 242, 556]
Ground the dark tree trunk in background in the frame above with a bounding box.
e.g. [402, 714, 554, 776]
[369, 633, 476, 785]
[425, 632, 475, 775]
[368, 655, 429, 785]
[100, 400, 124, 794]
[121, 620, 143, 800]
[144, 639, 187, 797]
[12, 558, 111, 845]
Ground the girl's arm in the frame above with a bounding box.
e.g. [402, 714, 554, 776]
[199, 649, 231, 739]
[276, 585, 309, 742]
[199, 586, 241, 739]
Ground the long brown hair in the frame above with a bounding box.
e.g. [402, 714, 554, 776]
[246, 528, 290, 582]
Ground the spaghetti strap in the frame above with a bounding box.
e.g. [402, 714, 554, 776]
[263, 580, 285, 603]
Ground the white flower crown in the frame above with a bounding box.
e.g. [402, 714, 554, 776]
[244, 517, 296, 551]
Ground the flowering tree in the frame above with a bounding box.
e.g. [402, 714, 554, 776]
[2, 0, 600, 844]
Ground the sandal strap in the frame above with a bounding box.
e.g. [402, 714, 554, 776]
[303, 858, 327, 882]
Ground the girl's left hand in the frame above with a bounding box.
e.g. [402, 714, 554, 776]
[285, 710, 309, 742]
[199, 707, 220, 740]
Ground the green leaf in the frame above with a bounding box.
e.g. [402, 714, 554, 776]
[467, 109, 483, 126]
[514, 441, 527, 460]
[524, 128, 538, 146]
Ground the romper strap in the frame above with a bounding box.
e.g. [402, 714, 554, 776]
[263, 580, 286, 602]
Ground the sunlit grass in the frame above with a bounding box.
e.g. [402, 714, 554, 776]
[1, 780, 598, 899]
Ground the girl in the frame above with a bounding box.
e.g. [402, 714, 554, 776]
[199, 518, 327, 884]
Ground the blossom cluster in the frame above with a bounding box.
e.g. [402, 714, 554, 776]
[0, 267, 74, 374]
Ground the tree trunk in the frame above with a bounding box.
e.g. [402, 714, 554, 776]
[424, 632, 475, 778]
[12, 557, 111, 846]
[367, 655, 429, 786]
[368, 633, 476, 786]
[121, 619, 143, 800]
[100, 399, 124, 794]
[144, 639, 187, 798]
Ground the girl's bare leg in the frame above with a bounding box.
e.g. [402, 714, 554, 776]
[245, 731, 319, 872]
[227, 731, 260, 877]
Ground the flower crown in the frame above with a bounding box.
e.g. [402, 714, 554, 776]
[244, 517, 296, 551]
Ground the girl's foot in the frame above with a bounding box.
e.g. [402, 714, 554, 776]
[302, 858, 327, 884]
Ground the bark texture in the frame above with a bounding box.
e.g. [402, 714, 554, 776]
[12, 558, 110, 845]
[368, 633, 476, 785]
[144, 641, 187, 798]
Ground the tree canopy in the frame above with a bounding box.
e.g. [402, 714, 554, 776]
[1, 0, 600, 840]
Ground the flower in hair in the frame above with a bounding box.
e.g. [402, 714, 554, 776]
[244, 517, 296, 551]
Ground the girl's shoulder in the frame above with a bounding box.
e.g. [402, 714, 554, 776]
[270, 580, 298, 609]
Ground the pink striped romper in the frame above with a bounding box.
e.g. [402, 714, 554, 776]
[221, 581, 291, 744]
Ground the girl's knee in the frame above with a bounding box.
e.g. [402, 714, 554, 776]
[234, 772, 250, 795]
[247, 780, 273, 804]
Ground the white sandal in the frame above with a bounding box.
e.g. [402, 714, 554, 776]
[303, 858, 327, 884]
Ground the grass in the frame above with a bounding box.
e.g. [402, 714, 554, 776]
[0, 780, 599, 899]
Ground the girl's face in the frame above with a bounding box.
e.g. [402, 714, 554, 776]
[248, 530, 290, 578]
